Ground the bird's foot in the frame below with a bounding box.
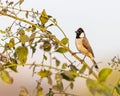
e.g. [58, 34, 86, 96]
[72, 52, 80, 55]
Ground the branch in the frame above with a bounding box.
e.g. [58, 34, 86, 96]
[0, 11, 98, 79]
[3, 63, 64, 71]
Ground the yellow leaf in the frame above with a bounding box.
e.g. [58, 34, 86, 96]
[19, 0, 24, 5]
[43, 41, 51, 51]
[39, 9, 49, 25]
[9, 38, 15, 48]
[20, 35, 29, 44]
[15, 46, 28, 65]
[18, 29, 25, 35]
[38, 70, 50, 78]
[56, 47, 67, 53]
[61, 38, 68, 45]
[0, 71, 13, 84]
[26, 27, 31, 32]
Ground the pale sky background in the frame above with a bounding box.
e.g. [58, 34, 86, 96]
[0, 0, 120, 96]
[23, 0, 120, 61]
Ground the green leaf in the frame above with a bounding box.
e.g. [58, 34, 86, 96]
[30, 33, 36, 40]
[5, 61, 17, 72]
[31, 46, 36, 56]
[56, 47, 67, 53]
[86, 79, 113, 96]
[53, 58, 60, 67]
[46, 88, 54, 96]
[52, 18, 57, 24]
[37, 70, 50, 78]
[70, 70, 79, 77]
[43, 41, 51, 52]
[57, 81, 64, 92]
[43, 55, 47, 60]
[4, 38, 15, 51]
[0, 63, 3, 71]
[26, 26, 31, 32]
[29, 32, 36, 46]
[61, 71, 75, 81]
[38, 25, 46, 32]
[69, 64, 78, 71]
[86, 79, 98, 95]
[4, 43, 10, 51]
[115, 83, 120, 95]
[60, 38, 68, 45]
[55, 73, 62, 81]
[48, 74, 52, 85]
[79, 64, 87, 73]
[8, 2, 14, 6]
[40, 9, 50, 25]
[9, 38, 15, 48]
[20, 35, 29, 44]
[98, 68, 112, 83]
[0, 30, 5, 34]
[62, 63, 67, 69]
[70, 82, 74, 89]
[31, 25, 36, 32]
[56, 59, 60, 66]
[53, 42, 59, 51]
[9, 63, 17, 72]
[52, 85, 60, 91]
[37, 85, 44, 96]
[0, 71, 13, 84]
[18, 29, 25, 35]
[53, 73, 63, 92]
[19, 0, 24, 5]
[19, 86, 29, 96]
[15, 46, 28, 65]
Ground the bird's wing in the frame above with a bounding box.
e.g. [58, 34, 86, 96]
[82, 37, 94, 57]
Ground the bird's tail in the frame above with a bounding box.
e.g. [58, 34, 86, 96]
[91, 59, 98, 69]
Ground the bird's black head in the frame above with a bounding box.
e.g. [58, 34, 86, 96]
[75, 28, 85, 38]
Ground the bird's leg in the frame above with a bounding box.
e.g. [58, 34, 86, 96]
[89, 65, 94, 74]
[72, 52, 80, 55]
[81, 55, 86, 63]
[83, 55, 86, 60]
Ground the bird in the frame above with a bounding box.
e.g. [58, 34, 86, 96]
[75, 27, 98, 69]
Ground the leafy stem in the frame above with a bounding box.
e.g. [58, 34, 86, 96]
[0, 10, 98, 79]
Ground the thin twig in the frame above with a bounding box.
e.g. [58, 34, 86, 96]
[0, 11, 98, 79]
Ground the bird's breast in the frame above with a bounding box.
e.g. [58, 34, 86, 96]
[75, 38, 88, 55]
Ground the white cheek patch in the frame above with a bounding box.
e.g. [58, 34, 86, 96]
[80, 32, 85, 38]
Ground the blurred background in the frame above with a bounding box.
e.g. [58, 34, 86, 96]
[0, 0, 120, 96]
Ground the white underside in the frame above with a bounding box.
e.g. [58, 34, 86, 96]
[76, 38, 87, 54]
[75, 38, 93, 58]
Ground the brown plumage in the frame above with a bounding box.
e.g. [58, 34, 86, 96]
[75, 28, 98, 69]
